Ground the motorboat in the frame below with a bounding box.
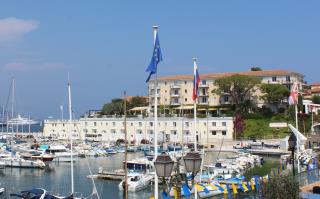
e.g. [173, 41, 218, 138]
[10, 188, 75, 199]
[0, 187, 4, 195]
[45, 145, 77, 162]
[118, 172, 153, 192]
[2, 157, 45, 169]
[105, 147, 117, 154]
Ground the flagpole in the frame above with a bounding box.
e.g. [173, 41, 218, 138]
[152, 25, 159, 199]
[193, 57, 198, 199]
[295, 103, 300, 173]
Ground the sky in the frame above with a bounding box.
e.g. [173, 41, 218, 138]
[0, 1, 319, 119]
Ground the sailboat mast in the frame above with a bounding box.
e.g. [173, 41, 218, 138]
[68, 81, 74, 194]
[123, 91, 128, 199]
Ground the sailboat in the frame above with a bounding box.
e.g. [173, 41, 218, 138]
[10, 81, 85, 199]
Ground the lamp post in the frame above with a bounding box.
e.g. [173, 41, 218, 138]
[154, 152, 202, 199]
[288, 132, 297, 176]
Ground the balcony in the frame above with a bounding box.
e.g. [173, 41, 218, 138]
[170, 93, 180, 97]
[171, 101, 181, 106]
[198, 93, 208, 97]
[220, 101, 230, 105]
[199, 83, 209, 88]
[170, 84, 181, 89]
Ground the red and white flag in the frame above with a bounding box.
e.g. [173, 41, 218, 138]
[288, 83, 298, 105]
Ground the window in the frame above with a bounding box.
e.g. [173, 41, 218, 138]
[204, 122, 206, 126]
[165, 82, 167, 85]
[201, 97, 207, 103]
[211, 131, 216, 135]
[272, 76, 277, 82]
[112, 122, 115, 126]
[131, 123, 133, 126]
[139, 122, 142, 127]
[222, 131, 227, 135]
[185, 98, 187, 102]
[85, 122, 88, 126]
[222, 122, 226, 126]
[62, 123, 65, 127]
[149, 130, 153, 134]
[172, 131, 177, 135]
[185, 89, 187, 93]
[184, 81, 187, 85]
[173, 122, 177, 127]
[225, 96, 229, 102]
[149, 122, 153, 126]
[212, 122, 216, 126]
[286, 76, 291, 82]
[185, 122, 189, 127]
[94, 122, 97, 126]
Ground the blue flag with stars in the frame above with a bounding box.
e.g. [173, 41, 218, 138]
[145, 32, 163, 82]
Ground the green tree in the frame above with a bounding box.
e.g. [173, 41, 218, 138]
[312, 95, 320, 104]
[128, 96, 148, 110]
[212, 74, 261, 113]
[261, 174, 299, 199]
[102, 98, 124, 115]
[260, 84, 290, 112]
[250, 67, 262, 71]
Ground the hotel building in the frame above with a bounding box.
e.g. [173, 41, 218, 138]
[42, 116, 234, 148]
[148, 69, 305, 110]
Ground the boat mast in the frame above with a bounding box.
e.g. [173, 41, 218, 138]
[123, 91, 128, 199]
[68, 79, 74, 194]
[11, 77, 15, 134]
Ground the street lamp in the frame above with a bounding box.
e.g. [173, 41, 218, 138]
[288, 132, 297, 176]
[183, 151, 202, 174]
[154, 153, 174, 178]
[154, 152, 202, 199]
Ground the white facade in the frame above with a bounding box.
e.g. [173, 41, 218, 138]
[42, 117, 234, 147]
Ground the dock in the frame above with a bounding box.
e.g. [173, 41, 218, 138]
[95, 169, 125, 180]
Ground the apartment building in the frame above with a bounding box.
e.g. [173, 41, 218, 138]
[148, 69, 304, 108]
[42, 116, 234, 148]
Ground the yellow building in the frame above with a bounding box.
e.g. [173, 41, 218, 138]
[148, 69, 304, 111]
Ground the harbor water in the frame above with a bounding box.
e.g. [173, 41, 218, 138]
[2, 151, 316, 199]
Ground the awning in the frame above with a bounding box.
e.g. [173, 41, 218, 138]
[129, 106, 148, 111]
[174, 105, 194, 110]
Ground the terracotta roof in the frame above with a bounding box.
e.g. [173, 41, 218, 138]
[311, 88, 320, 94]
[157, 69, 303, 81]
[311, 82, 320, 86]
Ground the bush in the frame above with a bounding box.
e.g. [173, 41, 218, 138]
[261, 174, 299, 199]
[243, 161, 279, 180]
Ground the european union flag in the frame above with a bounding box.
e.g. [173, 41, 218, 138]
[145, 32, 163, 82]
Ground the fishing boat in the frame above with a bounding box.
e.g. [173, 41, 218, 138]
[118, 172, 153, 192]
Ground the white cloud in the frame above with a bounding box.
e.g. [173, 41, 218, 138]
[0, 17, 39, 44]
[3, 62, 65, 71]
